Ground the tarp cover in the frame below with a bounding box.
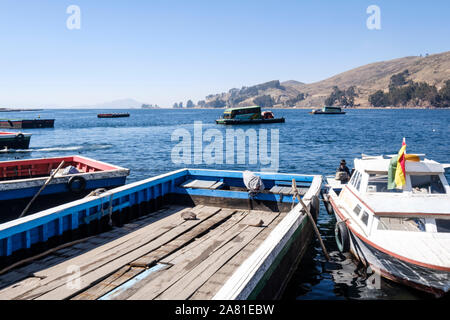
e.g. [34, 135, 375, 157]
[243, 171, 264, 198]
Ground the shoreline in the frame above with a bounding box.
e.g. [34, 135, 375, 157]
[0, 106, 447, 111]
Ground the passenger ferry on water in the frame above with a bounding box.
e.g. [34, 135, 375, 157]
[309, 106, 346, 115]
[216, 106, 285, 125]
[326, 148, 450, 297]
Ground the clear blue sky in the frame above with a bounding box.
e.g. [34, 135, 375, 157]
[0, 0, 449, 108]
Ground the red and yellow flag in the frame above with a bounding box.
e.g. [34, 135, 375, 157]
[394, 139, 407, 188]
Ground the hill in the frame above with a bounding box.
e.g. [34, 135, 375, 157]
[198, 51, 450, 108]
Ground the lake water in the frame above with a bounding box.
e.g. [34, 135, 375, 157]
[1, 108, 449, 300]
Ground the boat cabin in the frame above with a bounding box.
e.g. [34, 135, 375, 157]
[222, 106, 262, 120]
[335, 155, 450, 236]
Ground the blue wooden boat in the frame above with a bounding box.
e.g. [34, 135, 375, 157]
[0, 156, 130, 221]
[0, 168, 322, 300]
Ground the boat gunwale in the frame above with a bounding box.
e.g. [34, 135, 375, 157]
[213, 174, 323, 300]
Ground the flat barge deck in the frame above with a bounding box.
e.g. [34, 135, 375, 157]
[0, 169, 322, 300]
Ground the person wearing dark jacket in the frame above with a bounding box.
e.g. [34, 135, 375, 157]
[337, 159, 351, 176]
[336, 159, 351, 183]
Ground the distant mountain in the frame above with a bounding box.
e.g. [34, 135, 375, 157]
[199, 51, 450, 108]
[75, 98, 144, 109]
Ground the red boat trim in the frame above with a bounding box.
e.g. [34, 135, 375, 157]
[329, 196, 450, 272]
[0, 156, 121, 179]
[344, 185, 450, 217]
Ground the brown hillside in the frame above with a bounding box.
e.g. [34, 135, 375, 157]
[201, 51, 450, 108]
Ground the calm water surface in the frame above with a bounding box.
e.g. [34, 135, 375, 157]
[1, 108, 449, 300]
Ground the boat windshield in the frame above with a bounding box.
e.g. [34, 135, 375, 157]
[436, 219, 450, 233]
[366, 173, 403, 193]
[410, 175, 446, 194]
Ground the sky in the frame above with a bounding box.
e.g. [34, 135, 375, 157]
[0, 0, 449, 108]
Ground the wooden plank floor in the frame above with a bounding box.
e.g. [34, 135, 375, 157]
[0, 204, 284, 300]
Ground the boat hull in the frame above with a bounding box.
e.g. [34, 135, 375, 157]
[216, 118, 285, 125]
[0, 120, 54, 129]
[97, 114, 130, 118]
[331, 197, 450, 297]
[309, 111, 346, 115]
[0, 135, 31, 149]
[247, 206, 317, 299]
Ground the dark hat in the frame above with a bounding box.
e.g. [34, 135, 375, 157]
[340, 159, 346, 165]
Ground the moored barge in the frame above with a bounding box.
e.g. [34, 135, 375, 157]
[0, 119, 55, 129]
[0, 169, 322, 300]
[97, 113, 130, 118]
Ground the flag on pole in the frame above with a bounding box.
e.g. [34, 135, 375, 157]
[388, 138, 415, 190]
[394, 138, 407, 189]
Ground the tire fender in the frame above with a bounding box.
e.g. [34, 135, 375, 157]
[335, 221, 350, 253]
[68, 176, 87, 194]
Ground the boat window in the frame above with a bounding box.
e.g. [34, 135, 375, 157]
[355, 172, 362, 191]
[353, 204, 362, 216]
[349, 171, 357, 186]
[366, 173, 403, 193]
[410, 175, 446, 194]
[436, 219, 450, 233]
[361, 211, 369, 225]
[350, 171, 361, 189]
[377, 217, 426, 232]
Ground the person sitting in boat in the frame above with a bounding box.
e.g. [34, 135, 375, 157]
[336, 159, 351, 183]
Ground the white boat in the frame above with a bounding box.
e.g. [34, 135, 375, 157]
[326, 154, 450, 297]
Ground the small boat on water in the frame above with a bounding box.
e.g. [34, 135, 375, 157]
[0, 132, 32, 150]
[0, 156, 130, 220]
[0, 168, 322, 300]
[326, 146, 450, 297]
[0, 119, 55, 129]
[309, 106, 346, 114]
[216, 106, 285, 125]
[97, 113, 130, 118]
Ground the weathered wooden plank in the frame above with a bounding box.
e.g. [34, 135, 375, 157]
[190, 211, 287, 300]
[102, 212, 252, 300]
[71, 207, 231, 300]
[130, 208, 237, 268]
[123, 211, 277, 300]
[161, 211, 248, 265]
[32, 206, 222, 300]
[156, 211, 280, 300]
[71, 266, 144, 300]
[181, 180, 219, 189]
[0, 205, 190, 300]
